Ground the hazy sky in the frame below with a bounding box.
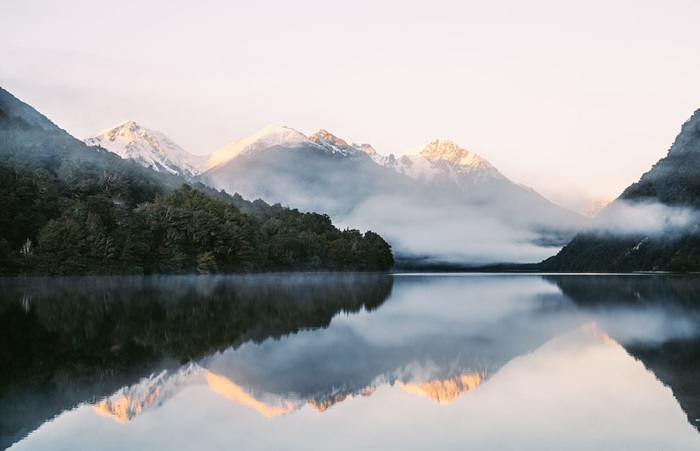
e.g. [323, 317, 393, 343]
[2, 0, 700, 210]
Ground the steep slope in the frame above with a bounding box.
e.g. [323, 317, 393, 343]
[85, 121, 207, 178]
[0, 87, 61, 132]
[542, 108, 700, 272]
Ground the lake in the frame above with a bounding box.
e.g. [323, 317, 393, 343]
[1, 273, 699, 450]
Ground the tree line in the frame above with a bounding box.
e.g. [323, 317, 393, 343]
[0, 110, 394, 275]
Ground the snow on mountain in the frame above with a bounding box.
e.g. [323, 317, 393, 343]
[363, 138, 508, 187]
[85, 121, 208, 178]
[207, 125, 308, 170]
[92, 363, 204, 423]
[309, 129, 363, 156]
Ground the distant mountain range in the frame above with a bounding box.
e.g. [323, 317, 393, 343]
[542, 108, 700, 272]
[86, 122, 586, 265]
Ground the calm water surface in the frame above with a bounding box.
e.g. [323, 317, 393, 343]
[1, 273, 699, 450]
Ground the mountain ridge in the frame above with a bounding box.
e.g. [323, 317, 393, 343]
[85, 120, 207, 178]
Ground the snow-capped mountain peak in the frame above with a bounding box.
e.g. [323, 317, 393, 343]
[308, 129, 361, 156]
[310, 129, 349, 147]
[356, 143, 378, 156]
[420, 139, 487, 168]
[362, 138, 507, 186]
[207, 124, 308, 169]
[85, 121, 207, 178]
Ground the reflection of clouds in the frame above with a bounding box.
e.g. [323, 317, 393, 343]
[90, 276, 700, 427]
[202, 276, 583, 404]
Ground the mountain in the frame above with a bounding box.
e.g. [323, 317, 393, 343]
[367, 138, 507, 188]
[207, 124, 308, 170]
[0, 88, 394, 275]
[200, 126, 585, 265]
[541, 108, 700, 272]
[85, 121, 207, 178]
[200, 126, 415, 217]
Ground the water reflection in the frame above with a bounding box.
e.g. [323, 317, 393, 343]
[3, 274, 700, 450]
[0, 274, 393, 449]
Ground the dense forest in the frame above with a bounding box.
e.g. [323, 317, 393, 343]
[0, 92, 394, 275]
[541, 108, 700, 272]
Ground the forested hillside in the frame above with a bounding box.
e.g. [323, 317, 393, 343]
[541, 108, 700, 272]
[0, 90, 393, 274]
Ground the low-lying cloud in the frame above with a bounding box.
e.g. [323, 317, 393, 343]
[586, 200, 699, 236]
[339, 194, 569, 265]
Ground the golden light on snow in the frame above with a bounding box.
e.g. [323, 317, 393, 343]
[204, 371, 301, 417]
[308, 386, 375, 412]
[397, 373, 483, 404]
[91, 387, 161, 424]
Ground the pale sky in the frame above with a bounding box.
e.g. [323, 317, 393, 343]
[2, 0, 700, 210]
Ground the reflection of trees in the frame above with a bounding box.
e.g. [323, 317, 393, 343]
[0, 273, 393, 449]
[546, 274, 700, 431]
[544, 274, 700, 308]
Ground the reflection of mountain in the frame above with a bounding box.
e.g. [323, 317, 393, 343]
[625, 339, 700, 431]
[91, 364, 489, 423]
[92, 364, 202, 423]
[397, 373, 483, 404]
[85, 325, 630, 422]
[199, 126, 584, 265]
[204, 370, 303, 417]
[0, 274, 393, 449]
[547, 274, 700, 431]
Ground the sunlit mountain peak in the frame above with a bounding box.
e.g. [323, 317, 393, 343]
[310, 129, 349, 147]
[420, 139, 493, 170]
[308, 129, 366, 156]
[357, 143, 378, 156]
[207, 124, 308, 169]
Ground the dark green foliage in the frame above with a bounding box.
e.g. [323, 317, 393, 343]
[132, 185, 257, 273]
[0, 93, 394, 274]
